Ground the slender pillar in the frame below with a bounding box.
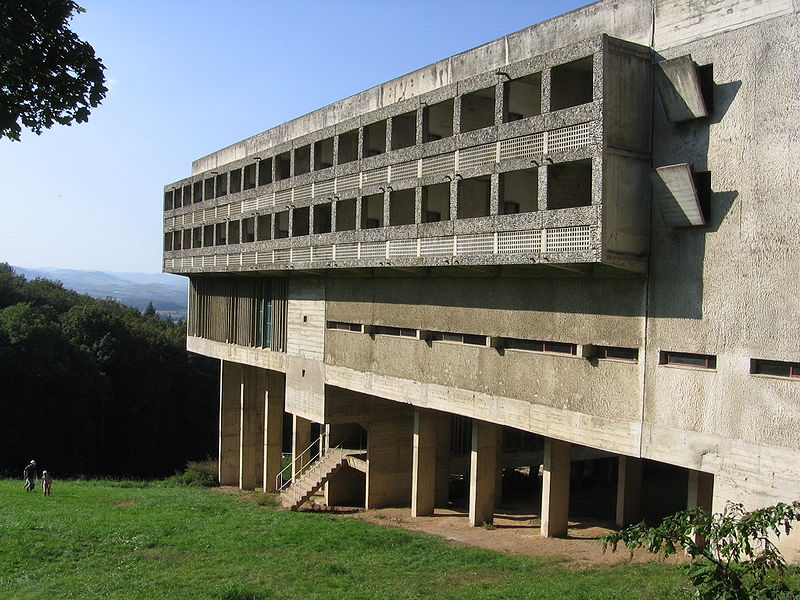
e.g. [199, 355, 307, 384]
[412, 408, 437, 517]
[541, 438, 571, 537]
[687, 469, 714, 545]
[468, 420, 500, 526]
[291, 415, 312, 480]
[615, 456, 643, 527]
[218, 361, 241, 486]
[262, 371, 285, 492]
[239, 366, 265, 490]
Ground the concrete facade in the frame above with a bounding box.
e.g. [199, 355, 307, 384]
[165, 0, 800, 560]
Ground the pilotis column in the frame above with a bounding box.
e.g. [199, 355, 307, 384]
[218, 361, 241, 486]
[468, 419, 500, 526]
[615, 456, 643, 527]
[541, 438, 571, 537]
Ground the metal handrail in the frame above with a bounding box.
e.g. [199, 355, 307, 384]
[276, 432, 328, 492]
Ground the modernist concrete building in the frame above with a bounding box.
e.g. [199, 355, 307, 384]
[162, 0, 800, 557]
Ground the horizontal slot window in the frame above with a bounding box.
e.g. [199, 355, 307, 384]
[751, 359, 800, 379]
[660, 351, 716, 370]
[595, 346, 638, 362]
[374, 326, 418, 338]
[431, 331, 488, 346]
[503, 338, 577, 355]
[327, 321, 363, 333]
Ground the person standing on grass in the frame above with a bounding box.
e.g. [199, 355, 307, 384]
[41, 470, 51, 496]
[23, 460, 37, 492]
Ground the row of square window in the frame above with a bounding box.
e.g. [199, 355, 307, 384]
[164, 56, 594, 211]
[164, 163, 592, 251]
[327, 321, 800, 379]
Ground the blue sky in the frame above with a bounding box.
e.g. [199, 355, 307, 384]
[0, 0, 593, 273]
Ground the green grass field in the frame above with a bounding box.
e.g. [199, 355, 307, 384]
[0, 479, 690, 600]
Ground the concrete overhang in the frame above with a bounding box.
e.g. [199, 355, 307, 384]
[654, 55, 709, 122]
[651, 163, 706, 227]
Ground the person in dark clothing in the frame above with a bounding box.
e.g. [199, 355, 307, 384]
[23, 460, 36, 492]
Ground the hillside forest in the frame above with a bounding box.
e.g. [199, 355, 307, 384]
[0, 263, 218, 479]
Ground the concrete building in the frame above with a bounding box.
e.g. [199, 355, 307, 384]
[162, 0, 800, 558]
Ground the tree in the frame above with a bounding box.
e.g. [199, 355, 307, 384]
[0, 0, 107, 141]
[601, 501, 800, 600]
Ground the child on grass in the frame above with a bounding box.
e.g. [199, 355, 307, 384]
[41, 470, 51, 496]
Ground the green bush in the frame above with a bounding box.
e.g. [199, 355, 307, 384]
[168, 458, 218, 487]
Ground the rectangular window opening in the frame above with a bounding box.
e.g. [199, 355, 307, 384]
[364, 121, 386, 157]
[504, 73, 542, 122]
[422, 183, 450, 222]
[204, 177, 215, 201]
[164, 190, 173, 211]
[313, 203, 332, 234]
[457, 175, 491, 219]
[336, 198, 356, 231]
[215, 173, 227, 197]
[391, 111, 417, 150]
[182, 184, 192, 206]
[361, 193, 384, 229]
[337, 129, 359, 164]
[243, 163, 257, 190]
[389, 188, 415, 226]
[327, 321, 363, 333]
[550, 56, 593, 111]
[173, 187, 183, 208]
[503, 338, 577, 355]
[276, 152, 291, 181]
[660, 351, 716, 370]
[292, 206, 310, 237]
[214, 222, 227, 245]
[314, 137, 334, 170]
[374, 326, 418, 338]
[424, 98, 454, 142]
[547, 159, 592, 209]
[227, 221, 240, 245]
[460, 86, 496, 133]
[192, 227, 202, 248]
[203, 225, 214, 247]
[500, 169, 538, 214]
[595, 346, 639, 362]
[751, 359, 800, 379]
[294, 145, 311, 176]
[182, 229, 192, 249]
[193, 181, 203, 203]
[258, 158, 273, 186]
[163, 232, 173, 251]
[241, 217, 255, 243]
[431, 331, 488, 346]
[256, 215, 271, 241]
[274, 211, 289, 238]
[229, 169, 242, 194]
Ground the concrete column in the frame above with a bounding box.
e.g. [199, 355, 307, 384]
[468, 419, 500, 527]
[218, 361, 241, 486]
[291, 415, 312, 481]
[261, 371, 285, 492]
[239, 366, 265, 490]
[541, 438, 571, 537]
[412, 408, 437, 517]
[687, 469, 714, 546]
[615, 456, 643, 527]
[366, 403, 414, 509]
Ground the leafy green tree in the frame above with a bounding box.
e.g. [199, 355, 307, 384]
[0, 0, 107, 141]
[601, 501, 800, 600]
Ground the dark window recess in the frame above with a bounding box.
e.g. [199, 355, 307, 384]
[391, 111, 417, 150]
[215, 222, 227, 245]
[192, 227, 202, 248]
[550, 56, 593, 111]
[596, 346, 639, 362]
[183, 184, 192, 205]
[364, 121, 386, 157]
[172, 231, 181, 250]
[256, 215, 271, 241]
[327, 321, 363, 332]
[243, 163, 257, 190]
[504, 73, 542, 122]
[163, 232, 173, 251]
[173, 187, 182, 207]
[204, 177, 215, 200]
[660, 351, 716, 369]
[229, 169, 242, 194]
[228, 221, 240, 244]
[182, 229, 192, 249]
[389, 188, 415, 226]
[336, 198, 357, 231]
[292, 206, 310, 237]
[423, 98, 454, 142]
[215, 173, 227, 197]
[751, 359, 800, 379]
[203, 224, 214, 247]
[432, 331, 488, 346]
[241, 217, 255, 243]
[258, 158, 273, 186]
[374, 326, 417, 338]
[314, 137, 334, 170]
[361, 193, 384, 229]
[422, 183, 450, 222]
[457, 176, 490, 219]
[276, 152, 291, 180]
[460, 86, 496, 132]
[500, 169, 538, 214]
[313, 203, 332, 234]
[338, 129, 359, 164]
[274, 211, 289, 238]
[504, 338, 577, 355]
[294, 145, 311, 176]
[547, 159, 592, 209]
[164, 190, 173, 210]
[193, 181, 203, 203]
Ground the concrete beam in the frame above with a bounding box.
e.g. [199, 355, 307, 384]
[469, 419, 501, 526]
[541, 438, 571, 537]
[615, 456, 643, 527]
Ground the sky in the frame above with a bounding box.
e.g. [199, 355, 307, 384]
[0, 0, 594, 273]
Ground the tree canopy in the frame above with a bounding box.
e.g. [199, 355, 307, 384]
[0, 0, 107, 141]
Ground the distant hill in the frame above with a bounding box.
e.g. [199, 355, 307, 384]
[11, 266, 188, 320]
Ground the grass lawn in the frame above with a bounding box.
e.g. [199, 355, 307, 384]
[0, 479, 690, 600]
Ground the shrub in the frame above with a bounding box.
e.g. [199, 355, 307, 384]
[169, 458, 218, 487]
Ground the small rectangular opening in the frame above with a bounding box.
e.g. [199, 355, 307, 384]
[214, 223, 227, 245]
[460, 86, 496, 133]
[500, 168, 538, 214]
[193, 181, 203, 203]
[391, 111, 417, 150]
[172, 231, 182, 250]
[313, 203, 332, 234]
[431, 331, 488, 346]
[457, 175, 491, 219]
[364, 121, 386, 157]
[503, 338, 577, 355]
[192, 227, 202, 248]
[182, 229, 192, 249]
[660, 351, 716, 370]
[274, 211, 289, 238]
[276, 152, 291, 181]
[314, 137, 334, 170]
[750, 359, 800, 379]
[389, 188, 415, 226]
[228, 221, 240, 244]
[327, 321, 363, 332]
[243, 163, 256, 190]
[183, 184, 192, 205]
[595, 346, 639, 362]
[163, 232, 172, 251]
[361, 193, 384, 228]
[204, 177, 215, 200]
[256, 215, 271, 241]
[551, 56, 593, 111]
[424, 98, 454, 142]
[294, 145, 311, 176]
[338, 129, 359, 164]
[547, 159, 592, 209]
[374, 326, 418, 338]
[203, 225, 214, 247]
[164, 190, 173, 210]
[336, 198, 356, 231]
[258, 158, 273, 186]
[422, 183, 450, 222]
[215, 173, 227, 197]
[229, 169, 242, 194]
[173, 187, 183, 208]
[241, 217, 255, 243]
[292, 206, 310, 237]
[504, 73, 542, 122]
